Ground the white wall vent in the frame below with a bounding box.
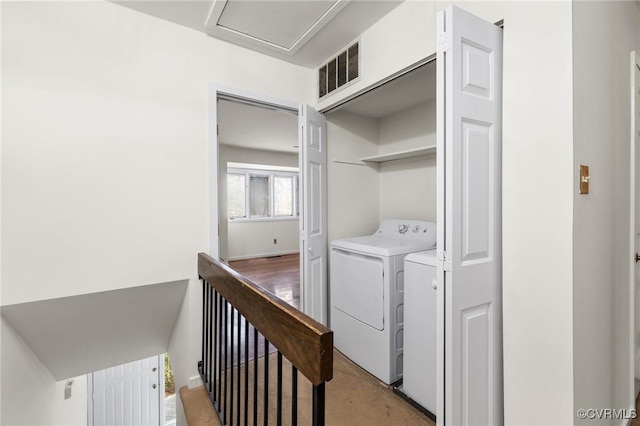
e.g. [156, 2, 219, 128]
[318, 41, 359, 99]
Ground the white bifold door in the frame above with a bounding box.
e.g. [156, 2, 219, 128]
[300, 105, 328, 325]
[436, 6, 503, 426]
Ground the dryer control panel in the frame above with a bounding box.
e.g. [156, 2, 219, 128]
[376, 220, 436, 243]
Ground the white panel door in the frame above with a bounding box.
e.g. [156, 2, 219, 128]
[300, 105, 328, 325]
[437, 6, 503, 426]
[92, 356, 161, 426]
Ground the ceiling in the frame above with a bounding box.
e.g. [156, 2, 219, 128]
[332, 60, 436, 119]
[218, 99, 299, 153]
[111, 0, 402, 67]
[218, 60, 436, 153]
[2, 280, 187, 380]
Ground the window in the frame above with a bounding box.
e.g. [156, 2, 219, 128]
[274, 176, 293, 217]
[227, 166, 299, 221]
[227, 173, 246, 218]
[249, 175, 270, 217]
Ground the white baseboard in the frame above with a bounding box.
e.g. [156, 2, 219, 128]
[188, 375, 203, 389]
[227, 251, 299, 262]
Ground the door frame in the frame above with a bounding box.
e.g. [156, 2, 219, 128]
[207, 84, 299, 262]
[629, 50, 640, 411]
[87, 354, 165, 426]
[209, 84, 328, 318]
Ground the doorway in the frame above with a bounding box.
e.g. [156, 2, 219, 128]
[217, 97, 301, 308]
[88, 354, 175, 426]
[208, 86, 328, 324]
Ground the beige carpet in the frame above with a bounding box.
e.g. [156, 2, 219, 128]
[181, 350, 435, 426]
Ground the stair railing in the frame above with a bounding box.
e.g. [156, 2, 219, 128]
[198, 252, 333, 426]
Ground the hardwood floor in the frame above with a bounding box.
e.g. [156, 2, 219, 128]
[229, 254, 300, 309]
[221, 254, 300, 361]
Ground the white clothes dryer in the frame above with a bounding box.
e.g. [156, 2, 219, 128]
[330, 220, 437, 384]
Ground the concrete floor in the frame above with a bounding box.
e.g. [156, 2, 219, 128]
[165, 394, 176, 425]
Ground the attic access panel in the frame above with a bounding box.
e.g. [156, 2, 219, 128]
[207, 0, 348, 54]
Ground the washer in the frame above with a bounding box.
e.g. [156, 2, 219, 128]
[330, 220, 436, 384]
[402, 249, 438, 415]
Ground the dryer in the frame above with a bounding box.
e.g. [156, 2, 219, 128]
[330, 219, 436, 384]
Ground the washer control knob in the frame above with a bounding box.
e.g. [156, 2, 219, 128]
[398, 224, 409, 234]
[413, 225, 421, 233]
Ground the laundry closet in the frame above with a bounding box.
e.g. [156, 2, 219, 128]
[325, 60, 437, 244]
[322, 7, 502, 424]
[324, 60, 439, 415]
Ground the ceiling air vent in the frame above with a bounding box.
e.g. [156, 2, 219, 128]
[318, 41, 359, 99]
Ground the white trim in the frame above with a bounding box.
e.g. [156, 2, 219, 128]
[159, 354, 166, 426]
[229, 217, 299, 224]
[208, 83, 301, 259]
[435, 10, 446, 426]
[205, 0, 349, 56]
[188, 375, 203, 389]
[228, 162, 299, 173]
[629, 50, 640, 415]
[212, 83, 299, 114]
[87, 375, 94, 426]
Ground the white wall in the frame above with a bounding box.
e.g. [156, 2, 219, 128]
[378, 101, 436, 222]
[572, 2, 640, 422]
[1, 1, 312, 305]
[219, 145, 299, 261]
[327, 101, 437, 239]
[378, 100, 437, 154]
[317, 2, 437, 112]
[227, 220, 299, 260]
[3, 1, 630, 424]
[379, 157, 436, 222]
[318, 2, 576, 424]
[1, 319, 87, 426]
[326, 111, 380, 242]
[1, 2, 314, 424]
[467, 3, 575, 424]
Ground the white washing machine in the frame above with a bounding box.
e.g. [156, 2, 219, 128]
[402, 249, 438, 415]
[330, 220, 436, 384]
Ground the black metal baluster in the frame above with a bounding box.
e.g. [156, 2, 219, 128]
[205, 284, 210, 390]
[253, 327, 258, 426]
[237, 313, 241, 426]
[312, 383, 325, 426]
[213, 290, 219, 402]
[223, 299, 228, 424]
[244, 318, 249, 426]
[217, 293, 223, 411]
[201, 280, 206, 378]
[291, 366, 298, 426]
[230, 307, 235, 426]
[208, 287, 214, 396]
[264, 339, 269, 426]
[277, 352, 283, 426]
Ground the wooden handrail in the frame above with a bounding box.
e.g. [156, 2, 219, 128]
[198, 252, 333, 386]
